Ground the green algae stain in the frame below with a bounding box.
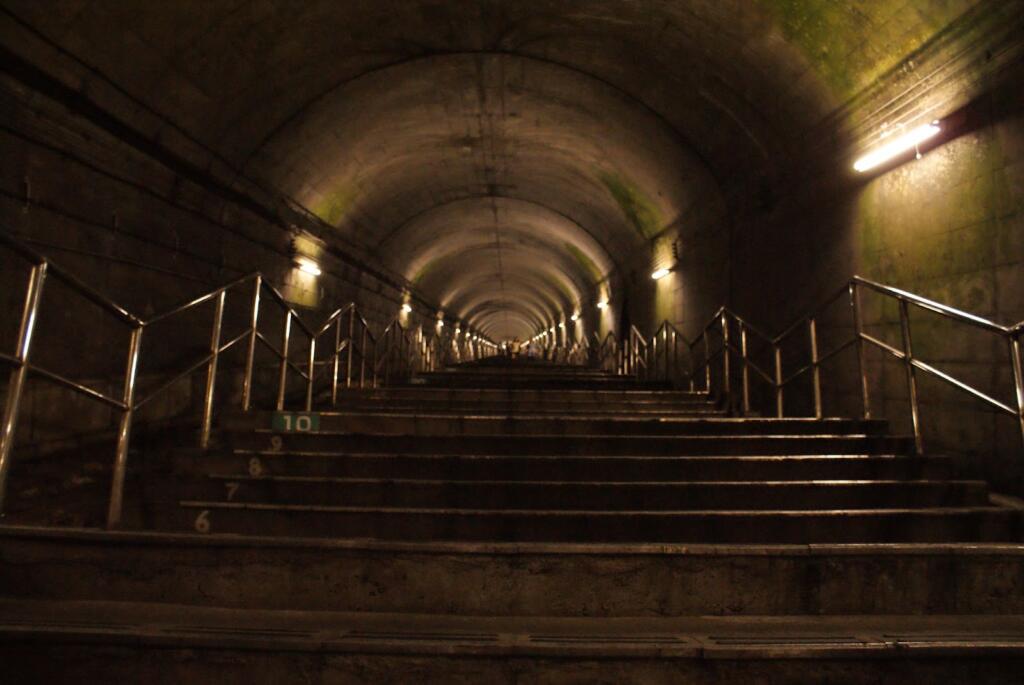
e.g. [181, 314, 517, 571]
[564, 242, 603, 282]
[599, 172, 663, 240]
[760, 0, 975, 97]
[411, 259, 436, 286]
[312, 186, 359, 226]
[760, 0, 864, 95]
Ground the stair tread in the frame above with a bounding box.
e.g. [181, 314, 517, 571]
[204, 475, 984, 486]
[180, 501, 1011, 516]
[4, 598, 1024, 659]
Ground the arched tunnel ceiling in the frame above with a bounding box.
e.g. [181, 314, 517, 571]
[1, 0, 985, 339]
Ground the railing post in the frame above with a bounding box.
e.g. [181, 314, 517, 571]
[0, 263, 47, 516]
[703, 334, 711, 392]
[276, 311, 291, 411]
[1012, 331, 1024, 453]
[688, 341, 696, 392]
[346, 308, 355, 388]
[850, 282, 871, 419]
[720, 312, 731, 408]
[200, 290, 225, 450]
[651, 333, 658, 382]
[371, 338, 378, 388]
[241, 275, 261, 411]
[774, 345, 784, 418]
[808, 317, 822, 419]
[740, 323, 750, 415]
[107, 325, 143, 529]
[360, 326, 367, 388]
[665, 327, 671, 381]
[331, 318, 341, 406]
[898, 299, 924, 455]
[305, 337, 316, 411]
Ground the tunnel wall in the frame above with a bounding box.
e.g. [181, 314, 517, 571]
[725, 71, 1024, 494]
[0, 66, 424, 458]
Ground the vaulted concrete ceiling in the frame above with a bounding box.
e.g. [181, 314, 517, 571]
[1, 0, 983, 339]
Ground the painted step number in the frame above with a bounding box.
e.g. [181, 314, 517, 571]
[272, 411, 320, 432]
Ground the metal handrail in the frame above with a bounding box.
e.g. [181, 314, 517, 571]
[617, 277, 1024, 458]
[0, 230, 484, 528]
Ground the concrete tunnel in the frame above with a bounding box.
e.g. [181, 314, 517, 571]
[1, 1, 1023, 486]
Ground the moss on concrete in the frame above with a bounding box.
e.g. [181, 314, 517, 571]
[313, 186, 359, 226]
[760, 0, 977, 96]
[564, 242, 602, 282]
[599, 172, 662, 240]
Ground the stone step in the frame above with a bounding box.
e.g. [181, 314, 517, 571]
[408, 375, 670, 390]
[173, 502, 1022, 543]
[325, 397, 721, 411]
[197, 452, 953, 482]
[334, 387, 709, 401]
[228, 415, 886, 437]
[315, 403, 725, 417]
[4, 526, 1023, 616]
[228, 431, 915, 456]
[184, 476, 991, 510]
[4, 598, 1024, 684]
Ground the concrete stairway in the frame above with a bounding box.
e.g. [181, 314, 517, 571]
[2, 358, 1023, 682]
[167, 362, 1014, 545]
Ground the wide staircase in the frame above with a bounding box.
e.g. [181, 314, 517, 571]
[3, 357, 1024, 683]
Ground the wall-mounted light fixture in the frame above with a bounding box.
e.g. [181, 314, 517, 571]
[854, 121, 942, 173]
[570, 312, 580, 322]
[597, 300, 609, 310]
[295, 255, 321, 276]
[401, 303, 412, 314]
[652, 240, 680, 280]
[558, 322, 565, 329]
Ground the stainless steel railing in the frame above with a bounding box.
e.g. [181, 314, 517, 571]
[614, 277, 1024, 456]
[0, 231, 467, 527]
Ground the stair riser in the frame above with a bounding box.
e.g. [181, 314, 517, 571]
[182, 479, 989, 510]
[189, 454, 952, 482]
[336, 389, 708, 401]
[5, 533, 1024, 615]
[227, 417, 886, 437]
[171, 507, 1021, 543]
[9, 645, 1023, 685]
[228, 433, 914, 456]
[323, 402, 721, 414]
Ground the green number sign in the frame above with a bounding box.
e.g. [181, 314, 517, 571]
[272, 412, 320, 432]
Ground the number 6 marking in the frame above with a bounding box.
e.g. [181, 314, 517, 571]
[194, 510, 211, 533]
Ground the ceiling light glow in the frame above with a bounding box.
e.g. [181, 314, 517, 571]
[854, 122, 942, 173]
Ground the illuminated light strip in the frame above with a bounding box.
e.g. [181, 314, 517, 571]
[651, 267, 671, 280]
[296, 257, 321, 276]
[854, 122, 941, 173]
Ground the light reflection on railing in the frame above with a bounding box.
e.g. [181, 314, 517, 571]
[0, 231, 493, 528]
